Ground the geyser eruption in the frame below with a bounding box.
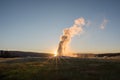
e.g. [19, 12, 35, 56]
[57, 17, 86, 56]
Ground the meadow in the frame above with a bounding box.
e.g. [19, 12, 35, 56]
[0, 57, 120, 80]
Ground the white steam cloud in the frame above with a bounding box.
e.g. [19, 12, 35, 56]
[57, 17, 86, 56]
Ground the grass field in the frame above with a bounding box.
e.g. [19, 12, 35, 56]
[0, 57, 120, 80]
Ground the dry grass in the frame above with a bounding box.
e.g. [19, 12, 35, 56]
[0, 57, 120, 80]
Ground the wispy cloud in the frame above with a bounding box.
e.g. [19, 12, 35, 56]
[86, 20, 91, 27]
[100, 18, 108, 29]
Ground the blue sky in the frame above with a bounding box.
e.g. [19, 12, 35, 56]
[0, 0, 120, 53]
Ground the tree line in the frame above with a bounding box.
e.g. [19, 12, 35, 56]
[0, 50, 16, 58]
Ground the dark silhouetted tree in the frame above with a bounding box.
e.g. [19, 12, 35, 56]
[0, 51, 11, 58]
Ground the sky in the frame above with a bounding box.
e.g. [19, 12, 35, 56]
[0, 0, 120, 53]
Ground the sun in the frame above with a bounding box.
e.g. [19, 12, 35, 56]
[54, 50, 57, 57]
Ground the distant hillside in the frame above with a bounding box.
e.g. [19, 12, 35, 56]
[0, 50, 120, 58]
[0, 50, 53, 58]
[96, 53, 120, 57]
[76, 53, 120, 58]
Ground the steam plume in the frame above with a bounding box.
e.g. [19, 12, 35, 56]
[57, 17, 86, 56]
